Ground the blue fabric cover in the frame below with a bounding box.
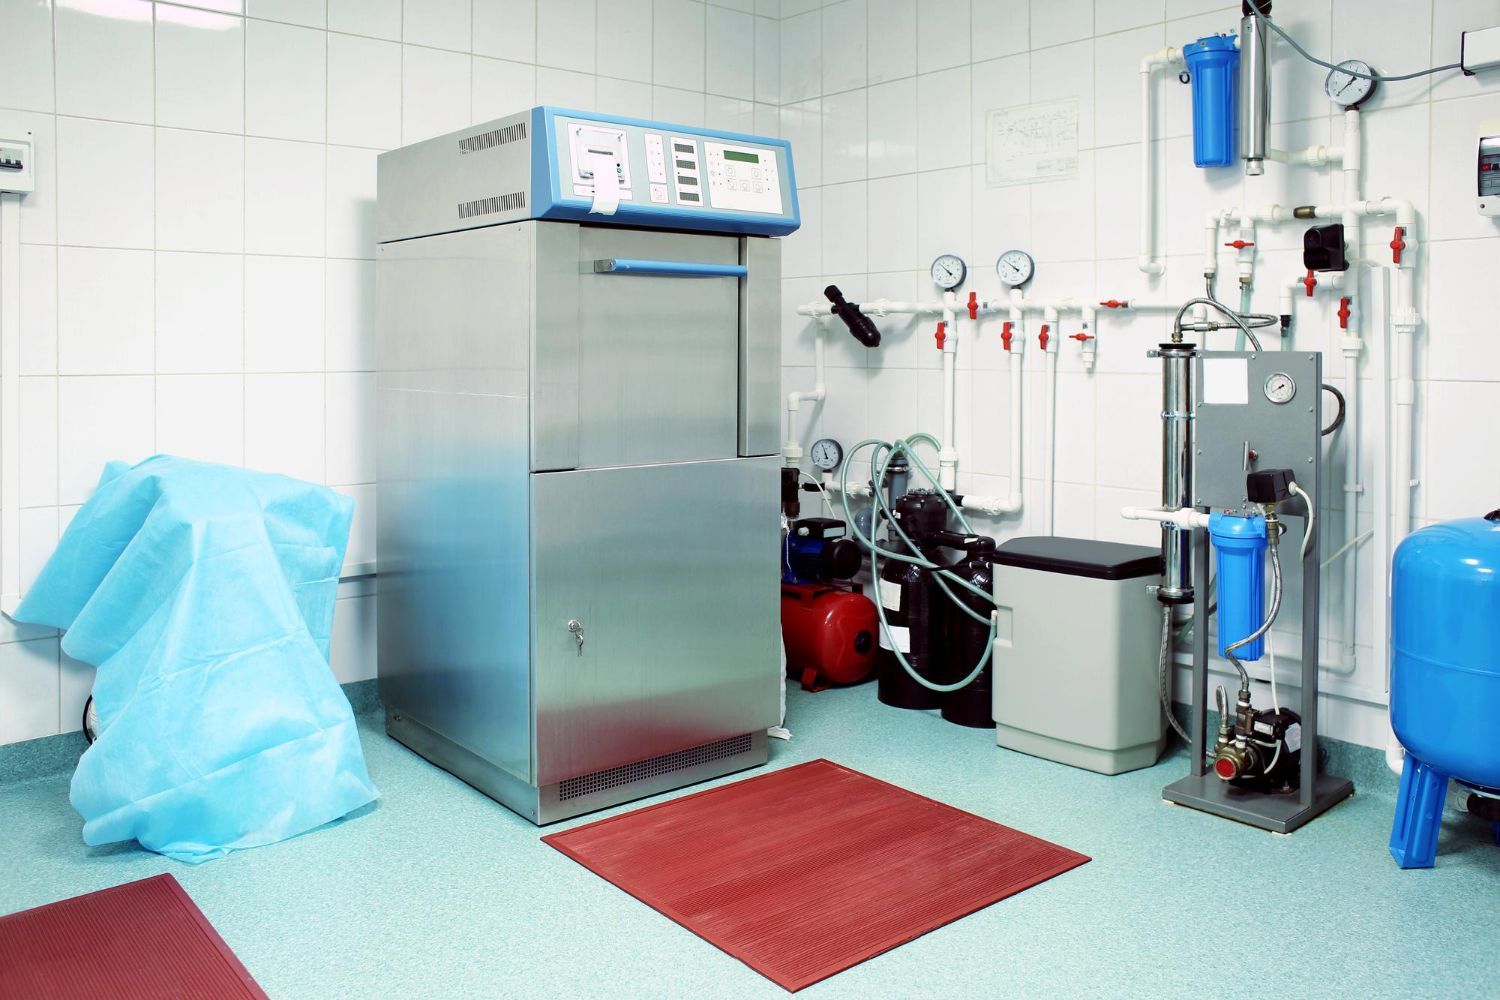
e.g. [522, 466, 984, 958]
[14, 456, 379, 862]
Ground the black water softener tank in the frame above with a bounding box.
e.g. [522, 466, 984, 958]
[876, 490, 949, 710]
[940, 536, 997, 728]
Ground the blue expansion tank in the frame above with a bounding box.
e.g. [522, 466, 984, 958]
[1182, 34, 1240, 168]
[1389, 510, 1500, 868]
[1209, 510, 1267, 661]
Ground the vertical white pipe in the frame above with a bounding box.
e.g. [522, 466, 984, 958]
[0, 193, 20, 615]
[1008, 347, 1024, 504]
[1040, 308, 1058, 535]
[783, 316, 829, 466]
[939, 291, 959, 490]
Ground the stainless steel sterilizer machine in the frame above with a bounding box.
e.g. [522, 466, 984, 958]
[375, 106, 799, 824]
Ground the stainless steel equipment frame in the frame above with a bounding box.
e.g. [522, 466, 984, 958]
[1161, 349, 1354, 833]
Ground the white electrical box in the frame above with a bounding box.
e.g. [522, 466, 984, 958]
[1479, 118, 1500, 216]
[0, 134, 34, 194]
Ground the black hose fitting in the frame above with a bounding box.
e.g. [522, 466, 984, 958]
[824, 284, 882, 348]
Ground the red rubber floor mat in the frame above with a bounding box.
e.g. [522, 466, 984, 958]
[543, 758, 1090, 992]
[0, 873, 267, 1000]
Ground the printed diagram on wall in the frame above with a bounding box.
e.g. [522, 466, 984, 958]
[985, 99, 1079, 186]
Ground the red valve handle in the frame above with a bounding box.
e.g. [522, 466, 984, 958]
[1098, 299, 1128, 309]
[1038, 324, 1051, 351]
[1224, 240, 1256, 250]
[967, 291, 978, 320]
[1070, 332, 1094, 342]
[1001, 321, 1014, 352]
[1390, 225, 1407, 265]
[1302, 269, 1317, 297]
[934, 321, 947, 350]
[1337, 297, 1351, 330]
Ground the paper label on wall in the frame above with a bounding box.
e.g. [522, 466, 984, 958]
[878, 624, 911, 653]
[878, 579, 903, 612]
[985, 99, 1079, 186]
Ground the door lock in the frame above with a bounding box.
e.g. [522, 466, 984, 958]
[567, 619, 585, 656]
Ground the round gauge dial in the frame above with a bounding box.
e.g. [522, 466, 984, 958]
[1264, 372, 1297, 405]
[929, 253, 967, 290]
[1324, 59, 1376, 109]
[996, 249, 1035, 288]
[810, 437, 844, 472]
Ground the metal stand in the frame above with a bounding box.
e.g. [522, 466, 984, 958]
[1162, 350, 1353, 833]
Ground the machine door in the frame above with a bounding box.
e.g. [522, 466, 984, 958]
[530, 456, 780, 784]
[533, 226, 742, 471]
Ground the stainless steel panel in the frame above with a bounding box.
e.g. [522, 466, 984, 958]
[377, 111, 535, 244]
[1193, 351, 1321, 511]
[376, 225, 534, 782]
[530, 223, 581, 471]
[530, 457, 781, 784]
[738, 236, 781, 456]
[563, 226, 740, 468]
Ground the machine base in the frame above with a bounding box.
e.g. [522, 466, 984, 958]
[998, 725, 1165, 776]
[1162, 771, 1354, 834]
[386, 710, 769, 825]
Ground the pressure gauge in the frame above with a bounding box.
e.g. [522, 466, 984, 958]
[1264, 372, 1297, 405]
[1324, 59, 1377, 109]
[929, 253, 967, 290]
[995, 249, 1035, 288]
[810, 437, 844, 473]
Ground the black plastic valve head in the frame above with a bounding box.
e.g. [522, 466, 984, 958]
[1246, 468, 1296, 504]
[824, 284, 882, 348]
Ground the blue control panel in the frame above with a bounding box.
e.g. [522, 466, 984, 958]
[531, 107, 800, 237]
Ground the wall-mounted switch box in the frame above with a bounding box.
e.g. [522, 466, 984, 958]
[1462, 26, 1500, 75]
[0, 134, 34, 194]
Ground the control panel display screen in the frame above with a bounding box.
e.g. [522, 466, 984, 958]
[704, 141, 782, 215]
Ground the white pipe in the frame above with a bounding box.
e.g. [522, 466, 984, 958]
[0, 192, 20, 616]
[939, 291, 959, 490]
[1040, 308, 1058, 536]
[1138, 47, 1181, 276]
[783, 316, 828, 466]
[1122, 506, 1212, 530]
[1268, 144, 1341, 167]
[962, 344, 1027, 517]
[1387, 223, 1421, 776]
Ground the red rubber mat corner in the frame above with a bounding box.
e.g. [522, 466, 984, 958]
[543, 758, 1090, 992]
[0, 873, 267, 1000]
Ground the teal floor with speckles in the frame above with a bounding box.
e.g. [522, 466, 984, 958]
[3, 683, 1498, 999]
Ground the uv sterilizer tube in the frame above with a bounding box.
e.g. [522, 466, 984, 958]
[1183, 34, 1240, 168]
[1210, 511, 1267, 660]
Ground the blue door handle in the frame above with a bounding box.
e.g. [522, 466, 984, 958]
[592, 258, 747, 278]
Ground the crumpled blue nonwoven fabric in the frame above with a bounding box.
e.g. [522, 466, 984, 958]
[14, 455, 379, 863]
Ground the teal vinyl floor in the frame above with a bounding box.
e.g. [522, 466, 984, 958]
[2, 683, 1498, 1000]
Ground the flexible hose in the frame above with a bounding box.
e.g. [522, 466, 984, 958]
[839, 434, 997, 693]
[1289, 481, 1316, 559]
[1172, 296, 1267, 351]
[1159, 605, 1191, 742]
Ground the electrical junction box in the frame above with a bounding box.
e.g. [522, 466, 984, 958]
[0, 134, 34, 194]
[1479, 118, 1500, 216]
[1462, 26, 1500, 76]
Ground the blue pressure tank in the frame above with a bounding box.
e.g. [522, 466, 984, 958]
[1209, 511, 1267, 661]
[1182, 34, 1239, 168]
[1389, 510, 1500, 868]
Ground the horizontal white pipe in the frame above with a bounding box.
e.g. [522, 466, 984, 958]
[1121, 506, 1212, 530]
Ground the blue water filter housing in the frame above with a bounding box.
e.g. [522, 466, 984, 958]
[1209, 511, 1266, 660]
[1183, 34, 1239, 168]
[1389, 511, 1500, 868]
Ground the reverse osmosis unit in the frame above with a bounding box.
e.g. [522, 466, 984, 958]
[375, 107, 798, 824]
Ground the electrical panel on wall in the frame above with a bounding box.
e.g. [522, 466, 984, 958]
[0, 135, 34, 194]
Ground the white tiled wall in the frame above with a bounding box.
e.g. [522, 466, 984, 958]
[0, 0, 779, 746]
[776, 0, 1500, 748]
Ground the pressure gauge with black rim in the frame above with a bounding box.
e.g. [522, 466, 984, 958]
[810, 437, 844, 473]
[929, 253, 967, 290]
[1324, 59, 1376, 109]
[1264, 372, 1297, 405]
[996, 249, 1035, 288]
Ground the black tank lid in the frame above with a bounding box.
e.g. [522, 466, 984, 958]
[994, 536, 1163, 581]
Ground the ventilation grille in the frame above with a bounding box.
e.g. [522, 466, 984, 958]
[558, 734, 755, 802]
[458, 121, 528, 153]
[457, 191, 526, 219]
